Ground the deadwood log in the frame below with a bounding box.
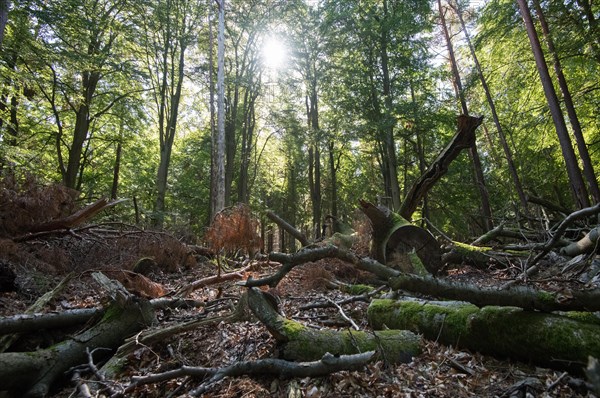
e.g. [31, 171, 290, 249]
[387, 273, 600, 312]
[0, 308, 101, 334]
[399, 115, 483, 220]
[127, 351, 376, 397]
[561, 226, 600, 257]
[247, 287, 420, 364]
[368, 298, 600, 373]
[0, 296, 155, 398]
[266, 210, 310, 247]
[26, 198, 126, 234]
[0, 273, 74, 353]
[442, 241, 529, 269]
[359, 200, 442, 275]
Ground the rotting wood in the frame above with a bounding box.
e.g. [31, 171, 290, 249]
[386, 272, 600, 312]
[0, 293, 155, 397]
[561, 226, 600, 257]
[360, 200, 442, 275]
[367, 297, 600, 373]
[247, 287, 421, 363]
[0, 272, 74, 353]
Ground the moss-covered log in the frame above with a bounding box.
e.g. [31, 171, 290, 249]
[247, 288, 421, 364]
[387, 273, 600, 312]
[359, 200, 441, 275]
[442, 241, 528, 269]
[367, 298, 600, 372]
[0, 297, 156, 398]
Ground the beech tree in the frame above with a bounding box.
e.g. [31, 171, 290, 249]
[134, 0, 205, 227]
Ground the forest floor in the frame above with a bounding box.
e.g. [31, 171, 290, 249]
[1, 244, 596, 398]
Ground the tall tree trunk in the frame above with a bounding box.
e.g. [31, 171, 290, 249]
[208, 1, 217, 221]
[0, 0, 8, 47]
[328, 141, 338, 220]
[238, 87, 259, 204]
[307, 78, 322, 239]
[64, 70, 99, 189]
[531, 0, 600, 204]
[438, 0, 493, 231]
[154, 22, 187, 228]
[111, 138, 122, 200]
[450, 0, 529, 215]
[380, 0, 401, 212]
[213, 0, 226, 216]
[409, 82, 429, 221]
[516, 0, 590, 209]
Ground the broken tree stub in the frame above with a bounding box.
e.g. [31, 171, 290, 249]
[359, 200, 442, 275]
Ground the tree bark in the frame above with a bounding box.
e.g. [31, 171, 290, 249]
[386, 272, 600, 312]
[0, 0, 8, 47]
[213, 0, 226, 217]
[531, 0, 600, 204]
[380, 0, 402, 212]
[438, 0, 493, 232]
[368, 298, 600, 372]
[399, 115, 483, 220]
[450, 0, 529, 215]
[265, 210, 310, 248]
[360, 200, 442, 275]
[0, 297, 155, 398]
[247, 287, 420, 363]
[516, 0, 590, 209]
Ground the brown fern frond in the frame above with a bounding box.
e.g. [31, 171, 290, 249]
[205, 204, 261, 257]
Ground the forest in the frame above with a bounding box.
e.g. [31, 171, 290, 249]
[0, 0, 599, 396]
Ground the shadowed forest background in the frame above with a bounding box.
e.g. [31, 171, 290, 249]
[1, 0, 600, 397]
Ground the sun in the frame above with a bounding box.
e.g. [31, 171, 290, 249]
[262, 36, 287, 70]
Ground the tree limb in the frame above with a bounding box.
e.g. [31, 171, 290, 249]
[265, 210, 310, 247]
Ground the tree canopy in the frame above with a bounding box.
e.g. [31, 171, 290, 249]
[0, 0, 598, 239]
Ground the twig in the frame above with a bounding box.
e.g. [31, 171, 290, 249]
[505, 203, 600, 287]
[325, 296, 360, 330]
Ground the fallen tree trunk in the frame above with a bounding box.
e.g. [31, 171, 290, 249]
[359, 200, 442, 275]
[0, 308, 101, 334]
[247, 287, 421, 364]
[0, 278, 156, 397]
[367, 298, 600, 373]
[387, 272, 600, 312]
[561, 226, 600, 257]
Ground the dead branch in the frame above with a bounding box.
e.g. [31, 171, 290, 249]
[266, 210, 310, 247]
[126, 351, 376, 397]
[175, 263, 253, 296]
[243, 245, 399, 288]
[512, 203, 600, 284]
[399, 115, 483, 220]
[0, 272, 74, 353]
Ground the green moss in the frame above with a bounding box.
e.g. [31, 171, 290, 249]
[536, 290, 556, 305]
[342, 284, 374, 295]
[452, 241, 492, 253]
[100, 304, 125, 323]
[408, 252, 428, 276]
[562, 311, 600, 326]
[282, 319, 306, 339]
